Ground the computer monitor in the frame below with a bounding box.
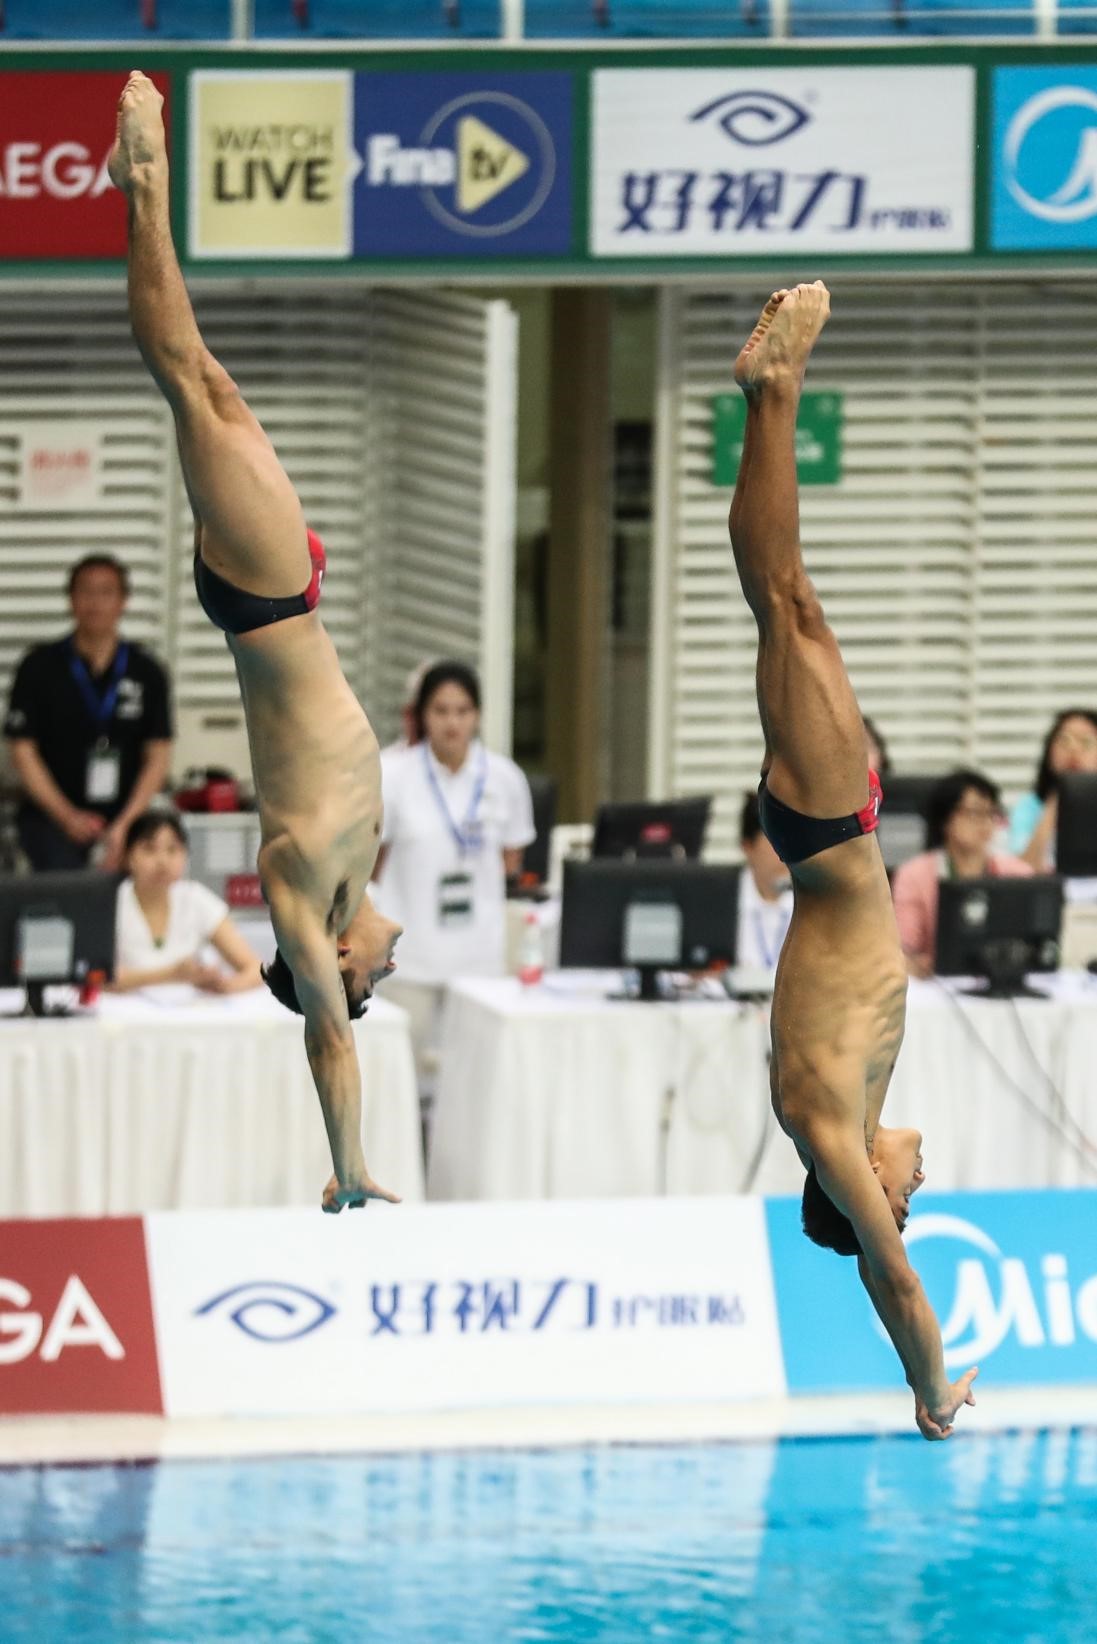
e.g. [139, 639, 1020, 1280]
[521, 775, 557, 887]
[0, 871, 118, 1016]
[1056, 774, 1097, 878]
[876, 774, 944, 873]
[935, 874, 1064, 998]
[560, 858, 738, 1000]
[591, 796, 712, 861]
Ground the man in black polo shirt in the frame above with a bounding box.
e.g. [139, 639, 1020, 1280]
[4, 555, 173, 871]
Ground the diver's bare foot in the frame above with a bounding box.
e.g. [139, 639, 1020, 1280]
[734, 281, 830, 398]
[108, 71, 166, 194]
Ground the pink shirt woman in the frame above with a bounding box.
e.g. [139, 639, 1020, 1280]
[890, 769, 1033, 977]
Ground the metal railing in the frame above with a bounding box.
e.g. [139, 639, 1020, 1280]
[2, 0, 1091, 42]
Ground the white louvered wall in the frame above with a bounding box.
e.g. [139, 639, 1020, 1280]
[652, 281, 1097, 859]
[976, 296, 1097, 793]
[0, 292, 175, 708]
[0, 282, 518, 783]
[362, 289, 518, 753]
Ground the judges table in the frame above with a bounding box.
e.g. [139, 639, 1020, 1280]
[0, 988, 424, 1217]
[427, 973, 1097, 1201]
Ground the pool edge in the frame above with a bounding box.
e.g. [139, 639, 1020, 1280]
[2, 1386, 1097, 1467]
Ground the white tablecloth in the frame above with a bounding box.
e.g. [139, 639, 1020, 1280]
[0, 988, 424, 1217]
[427, 973, 1097, 1201]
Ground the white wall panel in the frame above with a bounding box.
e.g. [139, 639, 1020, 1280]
[0, 283, 518, 787]
[0, 292, 174, 720]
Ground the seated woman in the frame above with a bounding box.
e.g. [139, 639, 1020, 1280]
[111, 810, 262, 993]
[1008, 709, 1097, 870]
[891, 769, 1032, 979]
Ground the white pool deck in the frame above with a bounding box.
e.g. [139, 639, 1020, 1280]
[3, 1387, 1097, 1468]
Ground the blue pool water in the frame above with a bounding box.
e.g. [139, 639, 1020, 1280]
[2, 1431, 1096, 1643]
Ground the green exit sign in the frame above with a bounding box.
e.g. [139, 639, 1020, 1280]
[711, 391, 843, 487]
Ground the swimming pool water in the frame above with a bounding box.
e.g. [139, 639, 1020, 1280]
[1, 1431, 1095, 1644]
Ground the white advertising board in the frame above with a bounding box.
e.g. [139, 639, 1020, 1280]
[146, 1198, 785, 1417]
[591, 67, 974, 256]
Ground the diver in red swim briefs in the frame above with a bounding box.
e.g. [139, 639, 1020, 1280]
[730, 282, 978, 1439]
[110, 71, 401, 1214]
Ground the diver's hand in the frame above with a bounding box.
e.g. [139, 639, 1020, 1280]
[915, 1367, 979, 1440]
[321, 1170, 401, 1214]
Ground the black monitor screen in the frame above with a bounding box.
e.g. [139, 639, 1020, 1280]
[560, 859, 738, 991]
[0, 871, 118, 990]
[522, 775, 557, 885]
[592, 796, 712, 861]
[1056, 774, 1097, 878]
[877, 773, 945, 873]
[935, 874, 1064, 991]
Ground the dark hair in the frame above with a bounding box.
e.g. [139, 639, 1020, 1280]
[1034, 708, 1097, 801]
[68, 554, 130, 599]
[925, 768, 1002, 851]
[801, 1165, 862, 1257]
[740, 790, 763, 844]
[261, 948, 369, 1022]
[413, 660, 481, 743]
[124, 810, 188, 855]
[862, 715, 892, 780]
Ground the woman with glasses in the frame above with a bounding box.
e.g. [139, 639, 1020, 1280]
[891, 769, 1032, 979]
[1008, 709, 1097, 871]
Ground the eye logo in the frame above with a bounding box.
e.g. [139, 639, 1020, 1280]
[195, 1282, 337, 1343]
[689, 91, 811, 148]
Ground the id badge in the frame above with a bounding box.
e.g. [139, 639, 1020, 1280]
[438, 871, 474, 928]
[86, 743, 121, 804]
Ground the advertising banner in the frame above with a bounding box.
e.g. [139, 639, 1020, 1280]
[590, 67, 974, 258]
[767, 1190, 1097, 1393]
[146, 1198, 785, 1417]
[991, 66, 1097, 251]
[11, 49, 1097, 274]
[189, 70, 355, 258]
[352, 71, 573, 257]
[0, 1218, 162, 1414]
[0, 70, 170, 260]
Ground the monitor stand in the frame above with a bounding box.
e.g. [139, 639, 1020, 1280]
[607, 967, 666, 1003]
[5, 983, 75, 1020]
[959, 941, 1052, 1002]
[959, 978, 1051, 1002]
[636, 967, 662, 1002]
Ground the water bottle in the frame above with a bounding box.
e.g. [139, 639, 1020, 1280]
[518, 908, 544, 987]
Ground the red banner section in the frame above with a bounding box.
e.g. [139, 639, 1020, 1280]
[0, 71, 170, 259]
[0, 1218, 163, 1414]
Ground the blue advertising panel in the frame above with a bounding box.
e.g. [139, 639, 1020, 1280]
[352, 71, 574, 257]
[767, 1190, 1097, 1392]
[991, 67, 1097, 250]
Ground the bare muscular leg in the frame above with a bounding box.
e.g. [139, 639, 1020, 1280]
[729, 282, 869, 818]
[108, 72, 309, 600]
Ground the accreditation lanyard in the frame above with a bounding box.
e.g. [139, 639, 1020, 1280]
[69, 639, 130, 748]
[423, 742, 489, 859]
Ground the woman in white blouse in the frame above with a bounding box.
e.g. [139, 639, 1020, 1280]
[372, 659, 535, 1089]
[112, 810, 262, 993]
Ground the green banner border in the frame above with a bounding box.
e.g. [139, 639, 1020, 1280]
[4, 42, 1097, 279]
